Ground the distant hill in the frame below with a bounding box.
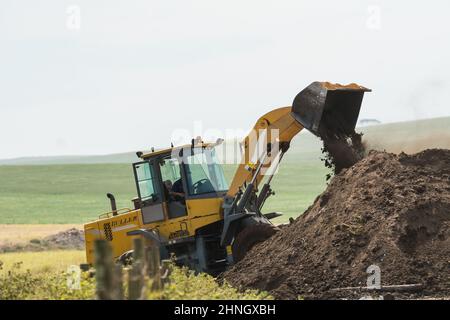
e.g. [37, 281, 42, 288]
[0, 152, 139, 166]
[358, 118, 381, 126]
[361, 116, 450, 154]
[1, 116, 449, 166]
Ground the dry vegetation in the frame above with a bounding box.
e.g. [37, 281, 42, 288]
[0, 250, 85, 275]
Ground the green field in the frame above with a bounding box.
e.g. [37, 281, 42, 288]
[0, 117, 449, 224]
[0, 160, 328, 224]
[0, 164, 136, 224]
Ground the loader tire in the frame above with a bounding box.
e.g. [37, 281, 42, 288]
[232, 223, 279, 262]
[117, 250, 134, 266]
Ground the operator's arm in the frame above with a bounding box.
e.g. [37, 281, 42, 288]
[171, 179, 185, 198]
[227, 107, 303, 197]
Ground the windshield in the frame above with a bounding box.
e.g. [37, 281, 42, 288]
[184, 148, 228, 195]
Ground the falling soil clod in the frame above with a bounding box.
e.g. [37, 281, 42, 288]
[320, 128, 366, 179]
[223, 149, 450, 299]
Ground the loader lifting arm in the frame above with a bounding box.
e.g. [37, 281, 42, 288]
[227, 81, 371, 200]
[226, 106, 303, 197]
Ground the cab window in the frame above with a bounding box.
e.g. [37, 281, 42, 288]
[159, 157, 182, 193]
[134, 162, 159, 201]
[184, 148, 228, 196]
[159, 156, 187, 218]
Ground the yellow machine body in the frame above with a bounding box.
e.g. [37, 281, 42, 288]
[84, 196, 223, 265]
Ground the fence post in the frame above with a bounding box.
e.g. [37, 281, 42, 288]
[94, 239, 114, 300]
[113, 264, 124, 300]
[128, 238, 146, 300]
[147, 245, 162, 291]
[133, 238, 145, 262]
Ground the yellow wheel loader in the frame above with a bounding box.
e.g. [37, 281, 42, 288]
[83, 82, 370, 274]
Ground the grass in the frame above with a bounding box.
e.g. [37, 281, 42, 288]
[0, 250, 85, 275]
[0, 164, 136, 224]
[0, 156, 329, 224]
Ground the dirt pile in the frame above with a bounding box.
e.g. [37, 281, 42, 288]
[224, 149, 450, 299]
[42, 228, 85, 249]
[0, 228, 84, 253]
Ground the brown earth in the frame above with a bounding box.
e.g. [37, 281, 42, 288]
[0, 228, 84, 253]
[223, 149, 450, 299]
[321, 132, 365, 179]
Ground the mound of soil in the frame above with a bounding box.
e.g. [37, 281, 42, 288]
[224, 149, 450, 299]
[0, 228, 84, 253]
[42, 228, 85, 249]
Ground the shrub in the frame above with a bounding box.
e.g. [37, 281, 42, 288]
[0, 260, 271, 300]
[0, 261, 95, 300]
[148, 266, 272, 300]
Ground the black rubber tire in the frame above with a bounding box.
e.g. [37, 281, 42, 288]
[232, 223, 279, 262]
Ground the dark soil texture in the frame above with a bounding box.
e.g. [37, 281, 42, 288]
[321, 132, 365, 179]
[223, 149, 450, 299]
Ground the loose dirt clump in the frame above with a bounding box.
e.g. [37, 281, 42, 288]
[223, 149, 450, 299]
[0, 228, 84, 253]
[320, 129, 366, 179]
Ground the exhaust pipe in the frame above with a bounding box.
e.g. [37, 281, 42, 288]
[107, 193, 118, 216]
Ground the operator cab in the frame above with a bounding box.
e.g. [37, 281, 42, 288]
[132, 142, 228, 224]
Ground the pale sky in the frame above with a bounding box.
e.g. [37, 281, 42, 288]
[1, 0, 449, 159]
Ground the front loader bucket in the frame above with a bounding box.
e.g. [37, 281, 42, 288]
[291, 82, 371, 138]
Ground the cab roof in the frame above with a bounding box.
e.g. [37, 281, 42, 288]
[139, 142, 218, 160]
